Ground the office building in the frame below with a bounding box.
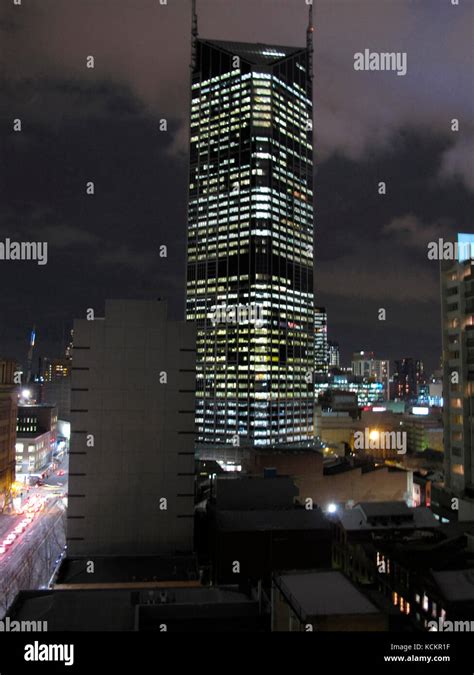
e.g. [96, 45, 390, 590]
[314, 373, 383, 408]
[352, 351, 390, 400]
[15, 403, 57, 475]
[186, 6, 315, 446]
[67, 299, 197, 557]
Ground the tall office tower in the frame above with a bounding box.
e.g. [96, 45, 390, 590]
[352, 351, 390, 400]
[0, 360, 17, 508]
[393, 358, 424, 402]
[314, 307, 328, 374]
[441, 234, 474, 496]
[67, 300, 196, 556]
[328, 341, 340, 369]
[186, 4, 315, 446]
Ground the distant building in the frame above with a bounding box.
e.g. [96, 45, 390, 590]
[441, 234, 474, 496]
[0, 360, 18, 508]
[15, 403, 57, 474]
[314, 373, 383, 408]
[352, 351, 390, 400]
[41, 358, 71, 382]
[67, 299, 197, 557]
[244, 449, 413, 511]
[314, 307, 328, 374]
[392, 358, 425, 402]
[318, 390, 359, 419]
[314, 406, 442, 461]
[328, 341, 340, 369]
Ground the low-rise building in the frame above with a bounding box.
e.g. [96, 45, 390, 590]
[15, 404, 58, 475]
[272, 569, 388, 631]
[0, 360, 18, 509]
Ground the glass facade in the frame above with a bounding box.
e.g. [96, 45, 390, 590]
[186, 39, 315, 446]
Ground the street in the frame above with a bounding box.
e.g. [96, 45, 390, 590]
[0, 455, 68, 617]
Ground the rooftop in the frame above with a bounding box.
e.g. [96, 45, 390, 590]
[55, 555, 199, 586]
[201, 39, 304, 66]
[337, 504, 438, 531]
[7, 586, 264, 632]
[275, 570, 379, 619]
[216, 508, 329, 533]
[432, 570, 474, 602]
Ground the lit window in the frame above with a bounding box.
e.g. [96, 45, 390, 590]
[422, 594, 429, 611]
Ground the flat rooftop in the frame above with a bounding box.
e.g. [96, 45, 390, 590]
[7, 586, 263, 632]
[55, 555, 199, 586]
[216, 508, 329, 532]
[275, 570, 379, 619]
[337, 504, 438, 531]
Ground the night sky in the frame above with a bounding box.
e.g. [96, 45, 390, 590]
[1, 0, 473, 373]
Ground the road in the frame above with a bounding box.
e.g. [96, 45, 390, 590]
[0, 455, 69, 617]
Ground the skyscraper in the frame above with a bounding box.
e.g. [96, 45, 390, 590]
[186, 4, 315, 446]
[314, 307, 328, 375]
[441, 234, 474, 496]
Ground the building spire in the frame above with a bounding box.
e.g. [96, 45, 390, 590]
[191, 0, 198, 70]
[307, 1, 314, 81]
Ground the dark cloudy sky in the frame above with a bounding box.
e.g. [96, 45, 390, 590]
[1, 0, 473, 372]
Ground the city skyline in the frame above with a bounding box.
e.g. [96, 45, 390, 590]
[0, 0, 474, 657]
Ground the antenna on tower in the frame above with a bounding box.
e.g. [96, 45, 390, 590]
[191, 0, 198, 71]
[26, 325, 36, 384]
[307, 1, 314, 81]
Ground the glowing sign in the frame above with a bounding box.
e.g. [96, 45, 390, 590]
[412, 406, 429, 416]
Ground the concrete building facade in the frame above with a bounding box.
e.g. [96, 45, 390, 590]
[67, 300, 197, 557]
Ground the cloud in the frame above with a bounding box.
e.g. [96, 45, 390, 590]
[440, 135, 474, 191]
[382, 214, 449, 251]
[97, 245, 158, 271]
[3, 0, 472, 192]
[42, 224, 100, 249]
[316, 245, 438, 304]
